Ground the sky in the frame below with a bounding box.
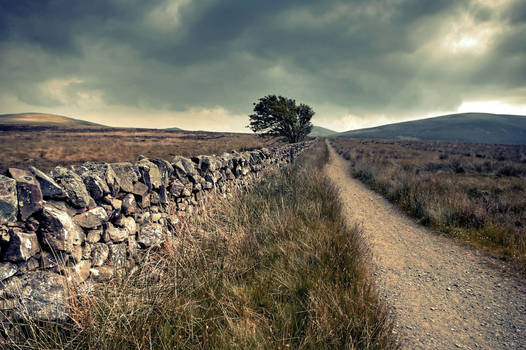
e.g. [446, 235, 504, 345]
[0, 0, 525, 132]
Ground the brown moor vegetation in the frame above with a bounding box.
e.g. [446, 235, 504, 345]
[331, 138, 526, 272]
[0, 125, 283, 174]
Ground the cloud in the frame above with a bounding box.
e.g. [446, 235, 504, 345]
[145, 0, 192, 32]
[0, 0, 525, 132]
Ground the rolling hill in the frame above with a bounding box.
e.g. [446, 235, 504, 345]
[335, 113, 526, 145]
[0, 113, 104, 127]
[309, 125, 338, 137]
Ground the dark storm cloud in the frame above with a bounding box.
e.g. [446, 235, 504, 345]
[0, 1, 127, 53]
[0, 0, 525, 130]
[505, 0, 526, 23]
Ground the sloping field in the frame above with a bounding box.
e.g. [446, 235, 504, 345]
[309, 125, 338, 137]
[335, 113, 526, 145]
[0, 113, 104, 126]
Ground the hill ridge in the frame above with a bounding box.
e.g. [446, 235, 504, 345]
[309, 125, 338, 137]
[0, 112, 105, 127]
[335, 112, 526, 145]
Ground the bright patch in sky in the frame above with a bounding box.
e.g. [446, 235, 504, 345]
[39, 78, 84, 105]
[451, 36, 480, 50]
[145, 0, 191, 31]
[443, 16, 498, 54]
[457, 101, 526, 115]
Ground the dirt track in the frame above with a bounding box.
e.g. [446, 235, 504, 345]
[325, 142, 526, 350]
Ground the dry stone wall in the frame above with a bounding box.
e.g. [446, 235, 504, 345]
[0, 141, 313, 320]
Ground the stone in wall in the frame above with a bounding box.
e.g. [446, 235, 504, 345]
[16, 256, 40, 275]
[109, 243, 127, 268]
[0, 270, 69, 321]
[138, 159, 162, 190]
[39, 203, 85, 254]
[224, 167, 235, 180]
[0, 262, 17, 282]
[51, 167, 95, 209]
[40, 250, 66, 269]
[0, 175, 18, 224]
[172, 156, 197, 180]
[83, 174, 110, 200]
[9, 168, 43, 221]
[121, 216, 137, 235]
[122, 193, 137, 215]
[103, 195, 122, 210]
[132, 182, 148, 196]
[29, 166, 67, 200]
[73, 207, 109, 229]
[91, 243, 109, 267]
[2, 229, 40, 262]
[149, 158, 174, 185]
[104, 222, 129, 243]
[83, 162, 119, 195]
[86, 228, 102, 243]
[111, 162, 139, 193]
[137, 223, 164, 248]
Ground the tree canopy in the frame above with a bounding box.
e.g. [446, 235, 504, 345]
[248, 95, 314, 143]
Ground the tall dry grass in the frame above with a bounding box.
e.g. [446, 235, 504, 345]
[3, 141, 398, 349]
[331, 138, 526, 272]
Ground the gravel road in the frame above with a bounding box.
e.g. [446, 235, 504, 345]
[325, 142, 526, 350]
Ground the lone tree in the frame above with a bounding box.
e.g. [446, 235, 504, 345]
[248, 95, 314, 143]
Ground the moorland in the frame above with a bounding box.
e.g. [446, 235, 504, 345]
[331, 138, 526, 271]
[4, 111, 526, 348]
[0, 124, 282, 174]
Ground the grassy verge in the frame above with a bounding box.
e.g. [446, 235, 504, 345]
[5, 141, 398, 349]
[331, 138, 526, 272]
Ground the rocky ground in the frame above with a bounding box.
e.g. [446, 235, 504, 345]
[325, 142, 526, 350]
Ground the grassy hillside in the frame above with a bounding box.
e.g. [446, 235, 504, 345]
[0, 113, 104, 127]
[7, 141, 398, 349]
[309, 125, 338, 137]
[336, 113, 526, 145]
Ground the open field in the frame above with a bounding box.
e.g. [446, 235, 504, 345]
[330, 138, 526, 272]
[0, 124, 283, 174]
[5, 141, 398, 349]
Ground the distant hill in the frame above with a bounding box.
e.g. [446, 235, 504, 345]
[164, 127, 183, 131]
[335, 113, 526, 145]
[0, 113, 104, 127]
[309, 126, 338, 137]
